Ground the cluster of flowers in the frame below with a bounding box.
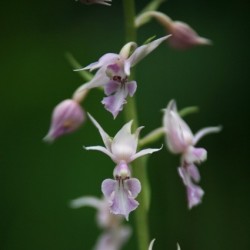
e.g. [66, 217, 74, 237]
[44, 0, 221, 249]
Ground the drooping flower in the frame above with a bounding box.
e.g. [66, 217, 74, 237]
[78, 0, 112, 6]
[85, 113, 161, 218]
[163, 100, 221, 208]
[74, 36, 170, 118]
[135, 11, 211, 50]
[70, 196, 131, 250]
[43, 99, 85, 142]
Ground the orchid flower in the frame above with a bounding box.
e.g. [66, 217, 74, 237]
[70, 196, 131, 250]
[85, 114, 162, 219]
[43, 99, 85, 142]
[74, 36, 170, 118]
[163, 100, 221, 208]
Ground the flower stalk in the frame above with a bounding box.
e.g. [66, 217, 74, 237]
[123, 0, 150, 249]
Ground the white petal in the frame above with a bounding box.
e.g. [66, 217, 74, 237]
[177, 243, 181, 250]
[148, 239, 156, 250]
[111, 121, 139, 162]
[84, 145, 114, 159]
[73, 67, 109, 94]
[193, 126, 222, 145]
[70, 196, 102, 209]
[130, 146, 162, 161]
[127, 35, 171, 68]
[163, 100, 194, 153]
[87, 113, 112, 151]
[82, 53, 119, 71]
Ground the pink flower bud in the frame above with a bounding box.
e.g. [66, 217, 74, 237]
[167, 21, 212, 50]
[44, 99, 85, 142]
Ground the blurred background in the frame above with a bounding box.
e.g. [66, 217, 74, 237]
[1, 0, 249, 249]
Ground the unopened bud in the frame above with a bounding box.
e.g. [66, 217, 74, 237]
[43, 99, 85, 143]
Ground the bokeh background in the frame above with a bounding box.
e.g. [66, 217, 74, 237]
[1, 0, 249, 249]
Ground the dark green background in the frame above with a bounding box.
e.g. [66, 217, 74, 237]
[1, 0, 249, 249]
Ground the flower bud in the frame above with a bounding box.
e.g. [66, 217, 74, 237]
[167, 21, 212, 50]
[44, 99, 85, 142]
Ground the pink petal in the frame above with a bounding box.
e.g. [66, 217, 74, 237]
[187, 184, 204, 209]
[102, 87, 128, 119]
[126, 81, 137, 97]
[102, 178, 141, 220]
[102, 179, 116, 198]
[104, 81, 120, 95]
[187, 164, 200, 182]
[125, 178, 141, 197]
[184, 146, 207, 164]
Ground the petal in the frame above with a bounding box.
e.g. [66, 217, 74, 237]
[184, 146, 207, 164]
[124, 60, 132, 76]
[111, 121, 139, 162]
[84, 145, 114, 160]
[102, 179, 140, 220]
[81, 53, 119, 71]
[87, 113, 112, 151]
[178, 166, 190, 186]
[70, 196, 102, 209]
[130, 146, 162, 161]
[102, 86, 129, 119]
[163, 100, 193, 153]
[94, 226, 131, 250]
[126, 81, 137, 97]
[193, 126, 222, 145]
[73, 67, 109, 94]
[148, 239, 156, 250]
[102, 179, 116, 198]
[127, 35, 171, 68]
[187, 184, 204, 209]
[178, 166, 204, 209]
[177, 243, 181, 250]
[187, 164, 200, 182]
[125, 178, 141, 197]
[104, 80, 120, 95]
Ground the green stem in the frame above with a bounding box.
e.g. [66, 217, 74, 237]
[123, 1, 150, 250]
[139, 127, 165, 148]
